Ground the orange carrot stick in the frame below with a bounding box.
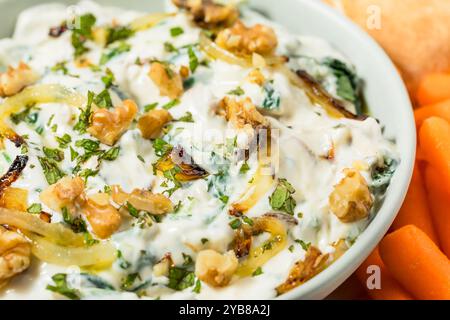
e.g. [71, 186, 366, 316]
[415, 100, 450, 128]
[417, 73, 450, 106]
[424, 166, 450, 259]
[355, 247, 413, 300]
[391, 164, 439, 243]
[419, 117, 450, 195]
[379, 225, 450, 300]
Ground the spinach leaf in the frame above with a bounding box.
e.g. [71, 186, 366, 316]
[262, 81, 281, 110]
[322, 58, 363, 114]
[370, 157, 398, 195]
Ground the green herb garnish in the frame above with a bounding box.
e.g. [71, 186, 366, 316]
[27, 203, 42, 214]
[46, 273, 80, 300]
[38, 157, 65, 185]
[269, 178, 297, 215]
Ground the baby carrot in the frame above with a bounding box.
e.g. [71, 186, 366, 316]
[417, 73, 450, 106]
[391, 164, 438, 243]
[424, 166, 450, 259]
[415, 100, 450, 128]
[419, 117, 450, 194]
[379, 225, 450, 300]
[355, 247, 413, 300]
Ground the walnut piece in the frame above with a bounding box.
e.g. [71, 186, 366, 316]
[138, 109, 172, 139]
[149, 62, 183, 99]
[0, 226, 31, 289]
[172, 0, 238, 28]
[329, 168, 373, 223]
[276, 246, 329, 295]
[0, 62, 39, 97]
[88, 99, 138, 146]
[195, 249, 238, 287]
[247, 69, 265, 86]
[217, 96, 268, 129]
[40, 177, 85, 214]
[81, 193, 121, 239]
[216, 21, 278, 56]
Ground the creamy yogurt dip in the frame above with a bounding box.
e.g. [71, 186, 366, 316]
[0, 0, 397, 300]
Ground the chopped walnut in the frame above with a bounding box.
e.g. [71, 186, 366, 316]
[0, 187, 28, 211]
[0, 226, 31, 289]
[88, 99, 138, 146]
[138, 109, 172, 140]
[172, 0, 238, 28]
[40, 177, 85, 214]
[217, 96, 268, 129]
[0, 62, 39, 97]
[215, 21, 278, 56]
[329, 168, 373, 223]
[276, 246, 329, 295]
[81, 193, 121, 239]
[247, 69, 265, 86]
[195, 249, 238, 287]
[149, 62, 183, 99]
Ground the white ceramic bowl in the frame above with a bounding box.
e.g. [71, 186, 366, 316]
[0, 0, 415, 300]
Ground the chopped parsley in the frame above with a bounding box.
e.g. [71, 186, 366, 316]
[177, 111, 194, 122]
[51, 61, 69, 75]
[252, 267, 263, 277]
[43, 147, 65, 162]
[144, 102, 158, 112]
[78, 168, 99, 182]
[137, 155, 145, 163]
[75, 139, 100, 152]
[100, 42, 131, 65]
[167, 267, 195, 291]
[239, 162, 250, 174]
[106, 25, 134, 45]
[56, 134, 72, 149]
[100, 146, 120, 161]
[38, 157, 65, 185]
[71, 13, 96, 57]
[101, 68, 115, 88]
[10, 105, 39, 125]
[228, 86, 245, 96]
[74, 91, 94, 133]
[152, 139, 172, 157]
[27, 203, 42, 214]
[126, 201, 139, 218]
[162, 99, 180, 110]
[164, 41, 178, 53]
[269, 178, 297, 215]
[187, 46, 199, 73]
[93, 89, 113, 109]
[46, 273, 80, 300]
[229, 218, 242, 230]
[295, 239, 311, 251]
[170, 26, 184, 37]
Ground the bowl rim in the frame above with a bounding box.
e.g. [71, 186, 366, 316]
[273, 0, 416, 300]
